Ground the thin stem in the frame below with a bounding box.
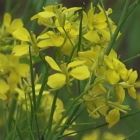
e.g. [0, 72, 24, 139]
[99, 0, 113, 38]
[29, 46, 41, 140]
[69, 9, 83, 62]
[29, 46, 37, 110]
[60, 110, 140, 138]
[45, 92, 58, 139]
[105, 0, 130, 55]
[77, 10, 83, 52]
[7, 95, 17, 131]
[36, 53, 48, 109]
[25, 92, 35, 140]
[123, 53, 140, 63]
[63, 27, 75, 48]
[56, 104, 81, 140]
[123, 130, 138, 140]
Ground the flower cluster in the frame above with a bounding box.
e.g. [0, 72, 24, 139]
[0, 2, 139, 139]
[0, 13, 29, 101]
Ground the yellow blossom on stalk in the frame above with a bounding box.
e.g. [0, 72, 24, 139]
[45, 56, 90, 89]
[83, 49, 138, 127]
[33, 4, 80, 55]
[57, 21, 79, 55]
[31, 3, 117, 56]
[0, 53, 29, 100]
[1, 13, 30, 42]
[12, 43, 29, 56]
[78, 46, 102, 71]
[37, 31, 64, 48]
[83, 83, 109, 118]
[31, 4, 81, 28]
[105, 109, 120, 128]
[83, 4, 116, 45]
[104, 50, 138, 100]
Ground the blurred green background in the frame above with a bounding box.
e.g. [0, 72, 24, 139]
[1, 0, 140, 139]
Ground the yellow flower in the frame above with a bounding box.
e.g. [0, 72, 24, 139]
[115, 85, 125, 103]
[105, 69, 120, 84]
[2, 13, 30, 42]
[12, 44, 29, 56]
[45, 56, 90, 89]
[83, 4, 116, 45]
[105, 109, 120, 128]
[37, 31, 64, 48]
[83, 83, 109, 118]
[0, 53, 29, 99]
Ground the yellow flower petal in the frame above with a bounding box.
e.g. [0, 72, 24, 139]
[47, 73, 66, 89]
[12, 27, 30, 41]
[69, 65, 90, 80]
[115, 85, 125, 103]
[8, 19, 23, 33]
[84, 31, 100, 43]
[67, 60, 86, 69]
[31, 11, 56, 20]
[128, 87, 137, 99]
[37, 33, 50, 39]
[63, 7, 81, 14]
[3, 13, 11, 27]
[128, 70, 138, 84]
[12, 44, 29, 56]
[17, 64, 29, 77]
[45, 56, 62, 72]
[106, 109, 120, 128]
[105, 70, 120, 84]
[37, 31, 64, 48]
[109, 49, 117, 58]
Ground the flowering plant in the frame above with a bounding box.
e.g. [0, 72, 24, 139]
[0, 1, 140, 139]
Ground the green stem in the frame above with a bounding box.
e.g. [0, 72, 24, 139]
[69, 9, 83, 62]
[60, 110, 140, 138]
[29, 46, 41, 140]
[7, 95, 18, 131]
[36, 53, 48, 109]
[105, 0, 130, 55]
[29, 46, 37, 110]
[45, 92, 58, 139]
[99, 0, 113, 38]
[25, 90, 35, 140]
[56, 104, 81, 140]
[123, 53, 140, 63]
[77, 10, 83, 52]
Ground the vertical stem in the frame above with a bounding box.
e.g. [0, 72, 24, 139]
[77, 10, 83, 52]
[105, 0, 130, 54]
[45, 92, 58, 139]
[7, 95, 17, 131]
[99, 0, 113, 37]
[36, 53, 48, 109]
[29, 46, 41, 140]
